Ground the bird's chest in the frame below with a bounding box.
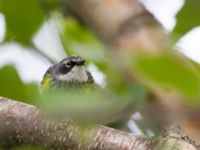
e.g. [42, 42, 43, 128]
[50, 79, 88, 90]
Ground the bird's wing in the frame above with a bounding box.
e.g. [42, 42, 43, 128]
[86, 71, 95, 84]
[41, 65, 56, 90]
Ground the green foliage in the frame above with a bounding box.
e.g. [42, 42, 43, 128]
[14, 145, 45, 150]
[0, 0, 45, 45]
[173, 0, 200, 37]
[0, 65, 40, 104]
[134, 53, 200, 99]
[38, 84, 146, 124]
[39, 0, 59, 12]
[0, 1, 200, 148]
[60, 18, 108, 69]
[104, 64, 130, 94]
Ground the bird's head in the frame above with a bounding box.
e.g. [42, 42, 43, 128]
[54, 56, 88, 82]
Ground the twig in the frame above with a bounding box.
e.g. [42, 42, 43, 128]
[31, 43, 57, 64]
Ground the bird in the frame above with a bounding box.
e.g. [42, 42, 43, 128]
[41, 56, 128, 128]
[41, 56, 95, 91]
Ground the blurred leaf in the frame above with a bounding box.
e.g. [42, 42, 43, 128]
[62, 18, 97, 44]
[105, 64, 130, 94]
[14, 145, 45, 150]
[0, 0, 45, 45]
[39, 85, 145, 124]
[39, 0, 59, 13]
[190, 59, 200, 75]
[135, 53, 200, 99]
[173, 0, 200, 37]
[60, 18, 108, 69]
[0, 65, 40, 104]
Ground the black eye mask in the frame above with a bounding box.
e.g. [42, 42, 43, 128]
[58, 61, 75, 74]
[57, 56, 85, 75]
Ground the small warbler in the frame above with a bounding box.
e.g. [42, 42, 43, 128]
[41, 56, 94, 91]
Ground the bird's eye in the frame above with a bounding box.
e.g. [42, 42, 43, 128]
[65, 62, 72, 68]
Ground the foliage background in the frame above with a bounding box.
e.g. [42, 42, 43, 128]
[0, 0, 200, 148]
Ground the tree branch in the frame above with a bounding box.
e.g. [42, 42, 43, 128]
[63, 0, 169, 51]
[0, 97, 198, 150]
[31, 43, 57, 64]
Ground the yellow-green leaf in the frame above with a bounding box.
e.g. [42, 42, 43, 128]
[135, 53, 200, 98]
[174, 0, 200, 37]
[0, 65, 40, 103]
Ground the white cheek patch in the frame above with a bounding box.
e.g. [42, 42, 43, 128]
[57, 66, 88, 82]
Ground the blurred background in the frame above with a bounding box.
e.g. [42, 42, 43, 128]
[1, 0, 200, 84]
[0, 0, 200, 148]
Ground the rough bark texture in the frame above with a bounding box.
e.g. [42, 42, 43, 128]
[0, 97, 198, 150]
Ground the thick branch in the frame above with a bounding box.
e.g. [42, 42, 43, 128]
[0, 97, 198, 150]
[63, 0, 169, 51]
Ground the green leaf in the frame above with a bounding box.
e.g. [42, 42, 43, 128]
[62, 18, 98, 44]
[39, 0, 59, 13]
[0, 65, 40, 104]
[135, 53, 200, 98]
[14, 145, 45, 150]
[60, 18, 108, 68]
[173, 0, 200, 37]
[38, 85, 144, 124]
[0, 0, 45, 45]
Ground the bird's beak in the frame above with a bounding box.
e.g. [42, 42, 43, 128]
[76, 60, 85, 66]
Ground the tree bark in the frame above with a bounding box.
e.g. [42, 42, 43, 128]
[0, 97, 198, 150]
[63, 0, 169, 51]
